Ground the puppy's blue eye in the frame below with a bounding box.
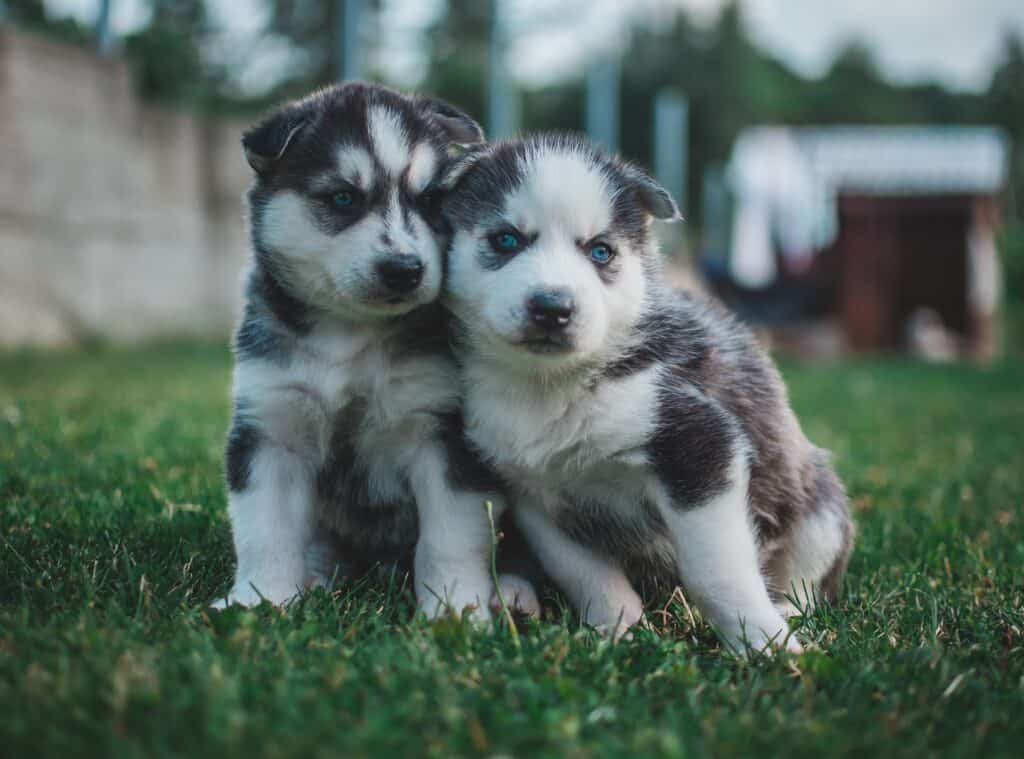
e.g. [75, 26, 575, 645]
[333, 191, 355, 208]
[490, 230, 524, 254]
[588, 243, 614, 265]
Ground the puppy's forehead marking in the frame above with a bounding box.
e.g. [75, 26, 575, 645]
[335, 145, 375, 189]
[369, 106, 410, 177]
[407, 142, 438, 194]
[504, 148, 613, 240]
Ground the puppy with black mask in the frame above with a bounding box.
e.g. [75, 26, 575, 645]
[440, 134, 854, 650]
[217, 83, 538, 621]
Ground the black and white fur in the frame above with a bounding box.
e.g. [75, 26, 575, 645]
[218, 83, 521, 619]
[441, 134, 854, 650]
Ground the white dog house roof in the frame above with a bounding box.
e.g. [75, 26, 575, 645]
[794, 126, 1010, 196]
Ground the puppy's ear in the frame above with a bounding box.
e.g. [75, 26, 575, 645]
[437, 144, 490, 190]
[419, 97, 485, 149]
[242, 105, 308, 175]
[625, 167, 682, 221]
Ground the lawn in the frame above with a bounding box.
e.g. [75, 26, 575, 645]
[1, 342, 1022, 758]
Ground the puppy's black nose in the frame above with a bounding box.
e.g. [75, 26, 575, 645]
[376, 254, 424, 293]
[527, 289, 575, 331]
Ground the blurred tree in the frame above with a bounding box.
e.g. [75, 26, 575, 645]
[119, 0, 386, 107]
[263, 0, 384, 94]
[4, 0, 92, 46]
[611, 2, 1009, 224]
[798, 43, 926, 124]
[986, 35, 1024, 135]
[617, 2, 795, 216]
[263, 0, 340, 91]
[5, 0, 1015, 228]
[122, 1, 208, 103]
[5, 0, 47, 26]
[421, 0, 490, 122]
[987, 34, 1024, 217]
[521, 81, 584, 135]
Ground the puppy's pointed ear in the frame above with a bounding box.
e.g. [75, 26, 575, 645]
[419, 97, 485, 149]
[242, 106, 308, 175]
[437, 144, 490, 190]
[626, 168, 682, 221]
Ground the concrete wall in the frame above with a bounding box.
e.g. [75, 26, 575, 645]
[0, 29, 252, 346]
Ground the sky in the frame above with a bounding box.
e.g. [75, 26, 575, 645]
[740, 0, 1024, 91]
[44, 0, 1024, 93]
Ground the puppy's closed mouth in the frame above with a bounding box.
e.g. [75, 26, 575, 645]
[517, 335, 574, 354]
[369, 290, 423, 307]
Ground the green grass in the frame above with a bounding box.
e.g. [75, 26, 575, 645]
[1, 342, 1023, 758]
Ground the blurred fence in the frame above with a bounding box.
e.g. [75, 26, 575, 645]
[0, 29, 249, 347]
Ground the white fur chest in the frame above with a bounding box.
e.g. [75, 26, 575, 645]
[235, 319, 459, 469]
[464, 364, 662, 508]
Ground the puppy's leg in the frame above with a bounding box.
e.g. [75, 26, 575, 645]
[305, 524, 346, 590]
[409, 445, 495, 622]
[516, 507, 643, 640]
[657, 452, 800, 653]
[491, 512, 544, 617]
[217, 445, 315, 607]
[767, 459, 854, 616]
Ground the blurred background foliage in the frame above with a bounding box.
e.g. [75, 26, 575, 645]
[6, 0, 1023, 304]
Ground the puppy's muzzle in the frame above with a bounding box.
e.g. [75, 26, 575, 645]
[376, 254, 425, 295]
[519, 289, 575, 351]
[527, 289, 574, 332]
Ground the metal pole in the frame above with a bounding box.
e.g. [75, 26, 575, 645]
[95, 0, 113, 55]
[487, 0, 518, 139]
[338, 0, 363, 81]
[653, 89, 689, 218]
[585, 56, 620, 151]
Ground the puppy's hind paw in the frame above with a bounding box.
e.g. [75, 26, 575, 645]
[490, 573, 541, 618]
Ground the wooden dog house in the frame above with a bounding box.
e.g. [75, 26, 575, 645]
[707, 127, 1009, 360]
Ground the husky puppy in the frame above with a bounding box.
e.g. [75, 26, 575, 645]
[218, 83, 516, 619]
[440, 134, 854, 650]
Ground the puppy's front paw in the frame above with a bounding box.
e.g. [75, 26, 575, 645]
[420, 595, 493, 624]
[725, 617, 804, 656]
[209, 585, 264, 610]
[209, 580, 296, 609]
[589, 601, 646, 643]
[416, 567, 496, 625]
[749, 633, 804, 655]
[594, 621, 639, 642]
[490, 573, 541, 618]
[782, 635, 806, 655]
[775, 600, 803, 619]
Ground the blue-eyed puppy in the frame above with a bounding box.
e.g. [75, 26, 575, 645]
[218, 83, 510, 620]
[440, 134, 854, 650]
